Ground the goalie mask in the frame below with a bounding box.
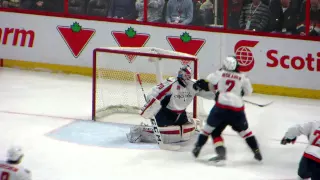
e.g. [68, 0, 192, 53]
[177, 65, 192, 87]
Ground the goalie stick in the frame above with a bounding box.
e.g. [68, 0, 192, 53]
[136, 73, 181, 151]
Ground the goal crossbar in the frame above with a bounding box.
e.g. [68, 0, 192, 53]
[93, 47, 198, 60]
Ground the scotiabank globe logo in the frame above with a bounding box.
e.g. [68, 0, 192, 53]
[234, 40, 259, 72]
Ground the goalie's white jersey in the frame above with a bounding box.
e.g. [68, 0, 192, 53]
[284, 121, 320, 163]
[206, 69, 253, 111]
[147, 77, 214, 112]
[0, 161, 31, 180]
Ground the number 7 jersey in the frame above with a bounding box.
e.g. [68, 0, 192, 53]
[206, 69, 253, 111]
[284, 121, 320, 163]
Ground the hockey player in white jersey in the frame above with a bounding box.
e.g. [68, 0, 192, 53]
[281, 120, 320, 179]
[0, 146, 31, 180]
[191, 56, 262, 164]
[126, 65, 215, 144]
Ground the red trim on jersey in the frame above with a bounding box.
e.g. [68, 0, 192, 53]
[140, 82, 174, 116]
[171, 109, 185, 114]
[213, 136, 224, 143]
[304, 153, 320, 163]
[140, 98, 156, 116]
[156, 84, 173, 100]
[0, 164, 18, 172]
[146, 130, 180, 135]
[242, 131, 253, 139]
[215, 102, 244, 112]
[183, 127, 195, 133]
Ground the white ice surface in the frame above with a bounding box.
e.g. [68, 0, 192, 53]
[0, 68, 319, 180]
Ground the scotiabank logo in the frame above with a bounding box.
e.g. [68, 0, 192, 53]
[234, 40, 259, 72]
[267, 50, 320, 71]
[0, 27, 35, 47]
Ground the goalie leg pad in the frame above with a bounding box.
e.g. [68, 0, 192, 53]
[142, 125, 181, 144]
[126, 125, 143, 143]
[189, 118, 203, 131]
[181, 123, 196, 142]
[140, 98, 161, 119]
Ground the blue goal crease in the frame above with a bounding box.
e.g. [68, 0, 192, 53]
[45, 120, 160, 150]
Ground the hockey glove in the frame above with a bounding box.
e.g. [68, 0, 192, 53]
[193, 79, 210, 91]
[281, 137, 297, 145]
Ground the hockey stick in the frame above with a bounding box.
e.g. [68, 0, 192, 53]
[192, 80, 272, 108]
[243, 100, 273, 107]
[136, 73, 180, 151]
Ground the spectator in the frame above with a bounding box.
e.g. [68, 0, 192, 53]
[165, 0, 194, 25]
[87, 0, 110, 17]
[228, 0, 244, 29]
[191, 0, 207, 25]
[135, 0, 165, 22]
[198, 0, 214, 25]
[297, 0, 320, 36]
[239, 0, 271, 31]
[269, 0, 299, 34]
[68, 0, 86, 15]
[21, 0, 61, 12]
[290, 0, 303, 11]
[108, 0, 137, 20]
[53, 0, 64, 12]
[2, 0, 21, 8]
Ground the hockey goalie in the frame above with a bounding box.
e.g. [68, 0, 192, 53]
[126, 65, 215, 144]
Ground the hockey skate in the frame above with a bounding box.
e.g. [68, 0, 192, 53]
[208, 146, 226, 166]
[253, 149, 262, 161]
[192, 146, 202, 158]
[208, 155, 226, 166]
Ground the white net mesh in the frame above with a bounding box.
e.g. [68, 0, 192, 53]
[92, 47, 206, 121]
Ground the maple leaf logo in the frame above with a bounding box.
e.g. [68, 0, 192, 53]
[57, 22, 95, 58]
[167, 32, 206, 65]
[112, 27, 150, 63]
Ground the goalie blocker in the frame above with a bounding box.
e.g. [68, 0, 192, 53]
[127, 65, 214, 144]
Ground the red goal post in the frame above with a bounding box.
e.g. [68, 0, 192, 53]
[92, 47, 199, 121]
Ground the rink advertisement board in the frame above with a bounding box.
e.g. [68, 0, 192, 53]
[0, 12, 319, 98]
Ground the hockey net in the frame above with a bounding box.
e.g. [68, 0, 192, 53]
[92, 47, 207, 121]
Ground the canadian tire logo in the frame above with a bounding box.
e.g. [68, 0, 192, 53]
[112, 27, 150, 63]
[57, 22, 95, 58]
[167, 32, 205, 65]
[234, 40, 259, 72]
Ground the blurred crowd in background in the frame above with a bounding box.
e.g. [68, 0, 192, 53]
[0, 0, 319, 36]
